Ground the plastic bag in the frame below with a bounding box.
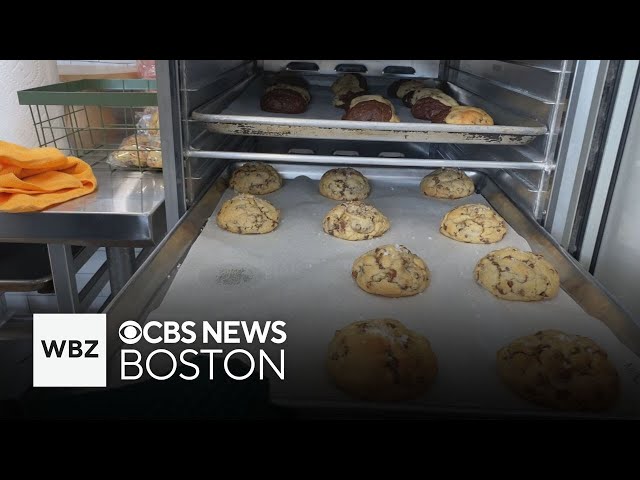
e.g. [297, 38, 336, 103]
[136, 107, 160, 135]
[107, 134, 162, 169]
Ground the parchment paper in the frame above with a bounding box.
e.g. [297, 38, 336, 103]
[146, 175, 640, 417]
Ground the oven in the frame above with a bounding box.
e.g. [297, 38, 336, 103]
[104, 60, 640, 418]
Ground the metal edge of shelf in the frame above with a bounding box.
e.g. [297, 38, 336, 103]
[186, 149, 550, 171]
[0, 201, 166, 247]
[17, 79, 158, 107]
[194, 113, 548, 135]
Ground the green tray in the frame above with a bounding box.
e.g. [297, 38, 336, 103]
[17, 79, 158, 107]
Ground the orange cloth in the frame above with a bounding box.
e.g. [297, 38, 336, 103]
[0, 141, 98, 213]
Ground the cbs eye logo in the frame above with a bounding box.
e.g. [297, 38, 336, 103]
[119, 320, 142, 345]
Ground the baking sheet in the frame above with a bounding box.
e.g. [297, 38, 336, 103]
[146, 174, 640, 417]
[192, 77, 547, 145]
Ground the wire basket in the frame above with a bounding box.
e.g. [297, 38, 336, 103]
[17, 79, 162, 171]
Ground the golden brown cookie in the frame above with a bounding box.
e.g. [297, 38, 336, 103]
[327, 318, 438, 401]
[322, 201, 390, 241]
[497, 329, 620, 411]
[351, 244, 430, 297]
[474, 247, 560, 301]
[444, 106, 494, 125]
[420, 168, 475, 199]
[229, 162, 283, 195]
[319, 167, 371, 201]
[216, 194, 280, 234]
[440, 204, 507, 244]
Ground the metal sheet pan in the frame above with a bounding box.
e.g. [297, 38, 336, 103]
[192, 77, 547, 145]
[135, 165, 640, 418]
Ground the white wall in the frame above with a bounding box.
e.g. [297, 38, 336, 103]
[0, 60, 59, 147]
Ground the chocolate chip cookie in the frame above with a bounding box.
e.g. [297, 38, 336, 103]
[351, 244, 430, 297]
[440, 204, 507, 244]
[229, 162, 283, 195]
[474, 247, 560, 301]
[444, 106, 494, 125]
[497, 329, 619, 411]
[216, 194, 280, 234]
[319, 167, 371, 201]
[322, 201, 390, 241]
[420, 168, 475, 199]
[327, 318, 438, 401]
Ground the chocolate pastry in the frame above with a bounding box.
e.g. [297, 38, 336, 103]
[270, 73, 310, 90]
[411, 96, 452, 122]
[405, 87, 459, 107]
[387, 79, 425, 101]
[260, 83, 310, 114]
[342, 95, 400, 122]
[332, 73, 368, 109]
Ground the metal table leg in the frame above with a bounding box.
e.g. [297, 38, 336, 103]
[0, 293, 9, 327]
[47, 244, 80, 313]
[106, 247, 136, 296]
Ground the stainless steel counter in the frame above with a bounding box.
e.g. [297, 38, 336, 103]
[0, 165, 165, 247]
[0, 163, 166, 313]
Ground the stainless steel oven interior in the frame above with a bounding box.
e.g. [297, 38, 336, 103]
[107, 59, 638, 357]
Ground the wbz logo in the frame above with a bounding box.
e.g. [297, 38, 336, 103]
[41, 339, 99, 358]
[33, 314, 106, 387]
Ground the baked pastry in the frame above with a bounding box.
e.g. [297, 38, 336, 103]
[408, 89, 458, 122]
[319, 167, 370, 201]
[331, 73, 367, 94]
[216, 194, 280, 234]
[270, 73, 310, 90]
[440, 204, 507, 244]
[405, 88, 458, 107]
[265, 83, 310, 104]
[411, 97, 453, 122]
[387, 79, 425, 103]
[327, 318, 438, 401]
[343, 95, 400, 122]
[444, 106, 494, 125]
[260, 83, 311, 114]
[474, 247, 560, 301]
[351, 244, 430, 297]
[331, 73, 368, 109]
[229, 162, 283, 195]
[420, 168, 475, 199]
[322, 201, 390, 241]
[497, 330, 619, 411]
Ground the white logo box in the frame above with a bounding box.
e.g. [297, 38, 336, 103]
[33, 313, 107, 387]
